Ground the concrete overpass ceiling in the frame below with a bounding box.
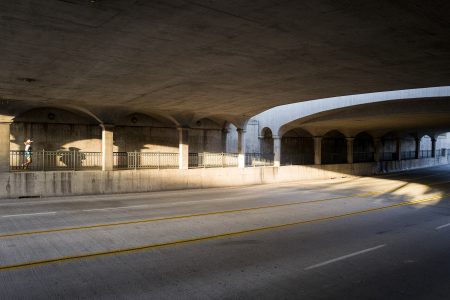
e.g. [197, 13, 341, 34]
[1, 0, 450, 119]
[285, 98, 450, 134]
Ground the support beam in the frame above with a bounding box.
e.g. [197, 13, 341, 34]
[273, 136, 281, 167]
[415, 137, 420, 159]
[221, 128, 228, 153]
[431, 138, 437, 158]
[101, 124, 114, 171]
[346, 137, 354, 164]
[237, 128, 246, 168]
[314, 136, 322, 165]
[0, 122, 11, 172]
[178, 127, 190, 170]
[374, 138, 382, 162]
[396, 137, 402, 161]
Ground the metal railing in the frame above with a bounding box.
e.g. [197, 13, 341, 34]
[113, 152, 179, 169]
[10, 150, 102, 171]
[381, 152, 397, 161]
[401, 151, 416, 160]
[353, 152, 374, 163]
[322, 152, 347, 164]
[281, 153, 314, 165]
[418, 150, 433, 158]
[189, 152, 238, 168]
[245, 153, 274, 167]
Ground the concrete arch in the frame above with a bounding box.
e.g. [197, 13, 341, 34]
[10, 107, 104, 153]
[281, 128, 314, 165]
[253, 87, 450, 137]
[353, 132, 375, 162]
[322, 130, 347, 164]
[260, 127, 274, 156]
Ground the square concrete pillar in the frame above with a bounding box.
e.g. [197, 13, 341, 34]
[273, 136, 281, 167]
[431, 138, 437, 158]
[346, 137, 354, 164]
[314, 136, 322, 165]
[415, 137, 420, 159]
[178, 127, 189, 169]
[237, 129, 246, 168]
[396, 138, 402, 161]
[0, 122, 11, 172]
[101, 124, 114, 171]
[374, 138, 382, 162]
[221, 129, 228, 153]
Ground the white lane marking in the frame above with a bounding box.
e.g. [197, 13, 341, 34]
[83, 204, 150, 212]
[304, 244, 386, 270]
[436, 223, 450, 230]
[2, 212, 57, 218]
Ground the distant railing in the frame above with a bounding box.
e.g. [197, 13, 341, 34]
[353, 152, 374, 163]
[419, 150, 433, 158]
[189, 152, 238, 168]
[322, 152, 347, 164]
[10, 150, 102, 171]
[114, 152, 178, 169]
[401, 151, 416, 160]
[381, 152, 396, 161]
[281, 153, 314, 165]
[245, 153, 274, 167]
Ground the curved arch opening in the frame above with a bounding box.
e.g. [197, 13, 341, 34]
[322, 130, 347, 164]
[260, 127, 274, 159]
[281, 128, 314, 165]
[353, 132, 374, 162]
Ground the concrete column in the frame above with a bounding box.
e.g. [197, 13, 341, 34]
[431, 138, 437, 158]
[0, 122, 11, 172]
[101, 124, 114, 171]
[178, 127, 190, 169]
[415, 137, 420, 159]
[374, 138, 382, 162]
[221, 128, 228, 153]
[273, 136, 281, 167]
[237, 128, 246, 168]
[346, 137, 354, 164]
[396, 137, 402, 161]
[313, 136, 322, 165]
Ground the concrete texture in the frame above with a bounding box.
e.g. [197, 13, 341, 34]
[1, 2, 449, 123]
[0, 123, 10, 172]
[255, 87, 450, 137]
[1, 156, 449, 199]
[1, 165, 450, 299]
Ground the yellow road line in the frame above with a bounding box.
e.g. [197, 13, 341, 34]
[0, 192, 381, 239]
[0, 193, 447, 272]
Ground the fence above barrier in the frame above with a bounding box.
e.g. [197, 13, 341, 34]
[10, 150, 102, 171]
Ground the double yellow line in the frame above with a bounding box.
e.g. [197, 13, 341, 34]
[0, 192, 447, 272]
[0, 191, 380, 239]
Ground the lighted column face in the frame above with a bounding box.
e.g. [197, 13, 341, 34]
[0, 122, 10, 172]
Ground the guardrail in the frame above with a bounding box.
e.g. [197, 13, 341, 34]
[245, 153, 274, 167]
[189, 152, 238, 168]
[10, 150, 102, 171]
[114, 152, 179, 169]
[322, 152, 347, 164]
[353, 152, 374, 163]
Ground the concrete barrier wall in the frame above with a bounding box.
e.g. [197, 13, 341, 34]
[0, 156, 448, 199]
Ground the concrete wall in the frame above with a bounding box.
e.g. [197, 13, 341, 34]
[1, 156, 448, 199]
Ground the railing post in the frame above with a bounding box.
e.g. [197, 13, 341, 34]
[135, 151, 137, 170]
[0, 122, 11, 172]
[42, 149, 45, 171]
[158, 152, 160, 170]
[73, 149, 76, 171]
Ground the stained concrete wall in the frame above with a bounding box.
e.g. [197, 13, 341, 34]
[1, 156, 448, 199]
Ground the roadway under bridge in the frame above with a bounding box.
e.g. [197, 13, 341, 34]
[1, 1, 450, 299]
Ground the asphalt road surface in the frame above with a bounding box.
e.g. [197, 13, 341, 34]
[1, 165, 450, 299]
